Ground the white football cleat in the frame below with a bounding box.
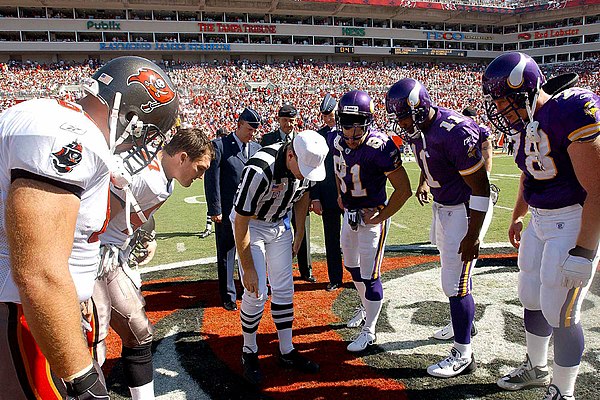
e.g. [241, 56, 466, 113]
[432, 321, 478, 340]
[427, 347, 477, 378]
[347, 330, 376, 352]
[497, 354, 550, 391]
[433, 323, 454, 340]
[347, 305, 366, 328]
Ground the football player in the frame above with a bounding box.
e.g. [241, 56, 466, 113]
[92, 127, 214, 400]
[386, 78, 490, 378]
[0, 56, 178, 399]
[482, 52, 600, 400]
[431, 107, 498, 341]
[331, 90, 412, 352]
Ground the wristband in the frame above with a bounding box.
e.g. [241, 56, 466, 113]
[569, 245, 596, 261]
[469, 195, 489, 212]
[64, 363, 94, 382]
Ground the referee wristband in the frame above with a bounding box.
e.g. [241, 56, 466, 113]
[469, 195, 489, 212]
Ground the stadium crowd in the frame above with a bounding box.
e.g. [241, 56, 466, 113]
[1, 57, 599, 137]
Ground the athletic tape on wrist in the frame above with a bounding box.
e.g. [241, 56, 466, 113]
[64, 363, 94, 382]
[469, 195, 489, 212]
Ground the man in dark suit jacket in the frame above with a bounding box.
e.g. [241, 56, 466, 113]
[261, 104, 315, 282]
[311, 94, 344, 291]
[205, 108, 262, 310]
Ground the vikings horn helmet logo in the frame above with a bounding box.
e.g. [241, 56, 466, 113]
[52, 140, 83, 173]
[127, 68, 176, 113]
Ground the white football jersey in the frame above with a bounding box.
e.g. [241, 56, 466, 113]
[99, 157, 173, 249]
[0, 99, 112, 303]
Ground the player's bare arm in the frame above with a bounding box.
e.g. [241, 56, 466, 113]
[459, 166, 490, 262]
[364, 166, 412, 224]
[233, 212, 259, 296]
[415, 170, 430, 206]
[292, 192, 310, 257]
[6, 178, 93, 378]
[568, 136, 600, 252]
[509, 173, 529, 249]
[481, 138, 493, 174]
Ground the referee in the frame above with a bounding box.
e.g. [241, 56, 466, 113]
[232, 130, 327, 386]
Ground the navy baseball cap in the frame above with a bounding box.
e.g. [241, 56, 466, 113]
[278, 103, 297, 118]
[462, 107, 477, 117]
[320, 93, 337, 115]
[239, 108, 261, 129]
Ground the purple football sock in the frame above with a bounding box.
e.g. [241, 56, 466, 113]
[449, 294, 475, 345]
[524, 309, 553, 337]
[554, 323, 584, 367]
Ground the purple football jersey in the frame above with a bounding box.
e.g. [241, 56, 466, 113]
[478, 125, 492, 147]
[330, 129, 401, 209]
[513, 87, 600, 209]
[408, 107, 484, 205]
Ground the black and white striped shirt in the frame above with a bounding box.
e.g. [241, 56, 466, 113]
[234, 143, 311, 223]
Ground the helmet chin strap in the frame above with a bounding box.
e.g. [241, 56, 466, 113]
[108, 92, 122, 152]
[524, 87, 544, 171]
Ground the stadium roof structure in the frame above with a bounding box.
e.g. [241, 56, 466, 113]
[3, 0, 599, 24]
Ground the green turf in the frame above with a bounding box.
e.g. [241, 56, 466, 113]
[149, 153, 523, 267]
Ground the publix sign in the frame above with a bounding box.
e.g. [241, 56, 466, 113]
[87, 20, 121, 30]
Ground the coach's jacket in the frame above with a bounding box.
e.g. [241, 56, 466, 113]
[260, 128, 292, 146]
[204, 132, 261, 218]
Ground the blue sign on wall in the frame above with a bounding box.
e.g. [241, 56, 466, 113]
[99, 42, 231, 51]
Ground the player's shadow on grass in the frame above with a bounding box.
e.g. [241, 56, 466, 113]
[156, 231, 204, 239]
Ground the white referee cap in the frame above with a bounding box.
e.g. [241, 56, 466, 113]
[293, 130, 328, 181]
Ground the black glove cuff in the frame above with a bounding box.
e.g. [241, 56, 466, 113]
[64, 367, 100, 396]
[569, 245, 595, 261]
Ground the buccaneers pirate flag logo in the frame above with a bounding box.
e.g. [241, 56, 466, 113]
[52, 140, 83, 173]
[127, 68, 176, 113]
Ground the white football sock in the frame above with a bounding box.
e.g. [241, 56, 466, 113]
[552, 362, 579, 397]
[526, 331, 551, 367]
[130, 381, 154, 400]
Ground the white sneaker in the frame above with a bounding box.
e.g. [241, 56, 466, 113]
[497, 354, 550, 391]
[346, 305, 366, 328]
[432, 321, 478, 340]
[347, 330, 376, 352]
[433, 323, 454, 340]
[427, 347, 477, 378]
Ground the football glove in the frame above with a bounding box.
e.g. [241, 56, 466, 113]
[65, 366, 109, 400]
[97, 245, 120, 280]
[560, 252, 594, 289]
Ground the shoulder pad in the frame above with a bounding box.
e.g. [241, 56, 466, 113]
[365, 136, 384, 149]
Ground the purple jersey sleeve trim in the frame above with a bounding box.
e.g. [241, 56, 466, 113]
[567, 122, 600, 142]
[459, 158, 484, 176]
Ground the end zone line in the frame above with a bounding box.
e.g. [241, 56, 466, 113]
[140, 242, 514, 274]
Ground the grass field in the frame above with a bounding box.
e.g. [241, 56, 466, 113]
[149, 153, 522, 267]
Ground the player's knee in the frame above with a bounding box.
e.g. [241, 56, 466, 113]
[364, 278, 383, 301]
[518, 275, 541, 310]
[271, 289, 293, 305]
[241, 291, 267, 310]
[441, 280, 459, 298]
[121, 316, 154, 348]
[122, 342, 153, 387]
[345, 266, 362, 282]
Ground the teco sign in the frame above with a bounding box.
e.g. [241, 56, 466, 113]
[198, 23, 276, 34]
[517, 28, 580, 40]
[425, 31, 493, 41]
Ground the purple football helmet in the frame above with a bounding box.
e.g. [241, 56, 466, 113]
[385, 78, 432, 140]
[335, 90, 374, 140]
[482, 52, 546, 136]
